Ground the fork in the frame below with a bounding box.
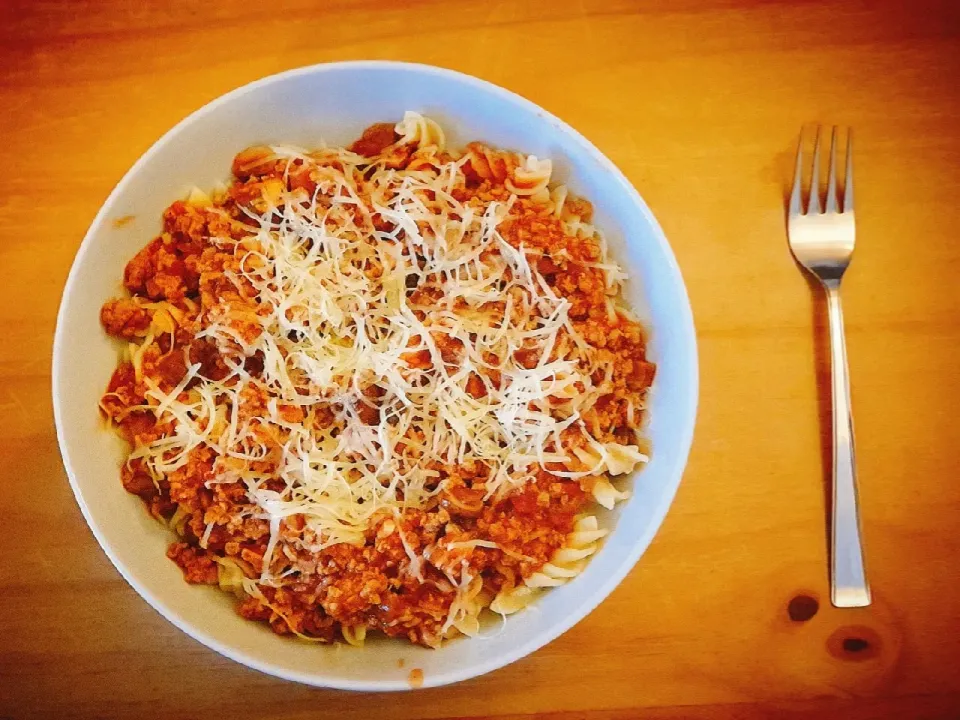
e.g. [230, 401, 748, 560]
[788, 127, 871, 608]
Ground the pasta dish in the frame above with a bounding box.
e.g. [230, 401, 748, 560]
[99, 113, 656, 647]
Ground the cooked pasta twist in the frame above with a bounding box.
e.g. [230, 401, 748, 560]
[215, 557, 247, 598]
[394, 110, 446, 151]
[442, 576, 491, 638]
[571, 442, 647, 508]
[490, 515, 609, 615]
[465, 142, 552, 202]
[465, 142, 520, 183]
[341, 624, 367, 647]
[505, 154, 552, 199]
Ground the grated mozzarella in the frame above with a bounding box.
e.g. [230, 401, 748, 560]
[131, 120, 640, 584]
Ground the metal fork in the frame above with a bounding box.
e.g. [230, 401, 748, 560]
[788, 127, 870, 608]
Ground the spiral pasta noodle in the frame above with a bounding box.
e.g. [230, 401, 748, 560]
[490, 516, 609, 614]
[464, 142, 519, 183]
[571, 442, 648, 508]
[341, 625, 367, 647]
[506, 154, 552, 199]
[394, 111, 446, 151]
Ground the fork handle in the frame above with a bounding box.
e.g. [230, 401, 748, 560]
[825, 284, 871, 607]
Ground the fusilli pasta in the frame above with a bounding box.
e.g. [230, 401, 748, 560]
[490, 516, 609, 614]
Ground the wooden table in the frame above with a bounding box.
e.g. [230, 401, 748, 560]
[2, 1, 958, 718]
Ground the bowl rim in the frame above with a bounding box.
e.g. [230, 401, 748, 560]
[52, 59, 699, 691]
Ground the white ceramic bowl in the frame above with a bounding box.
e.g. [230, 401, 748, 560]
[53, 61, 697, 690]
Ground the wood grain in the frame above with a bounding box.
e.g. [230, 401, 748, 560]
[1, 0, 958, 718]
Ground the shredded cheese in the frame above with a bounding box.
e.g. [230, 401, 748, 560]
[130, 121, 641, 586]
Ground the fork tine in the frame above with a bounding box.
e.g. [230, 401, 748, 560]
[825, 126, 838, 213]
[844, 128, 854, 212]
[790, 132, 804, 216]
[808, 127, 822, 214]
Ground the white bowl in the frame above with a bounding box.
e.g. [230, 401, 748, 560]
[53, 61, 698, 690]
